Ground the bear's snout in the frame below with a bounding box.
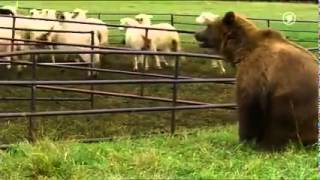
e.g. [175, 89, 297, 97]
[194, 32, 205, 42]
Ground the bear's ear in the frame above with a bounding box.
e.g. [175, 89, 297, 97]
[223, 11, 236, 25]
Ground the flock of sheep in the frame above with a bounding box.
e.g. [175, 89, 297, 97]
[0, 6, 226, 74]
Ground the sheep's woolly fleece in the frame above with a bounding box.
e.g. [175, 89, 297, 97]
[196, 12, 219, 25]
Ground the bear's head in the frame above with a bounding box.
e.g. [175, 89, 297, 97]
[195, 11, 258, 63]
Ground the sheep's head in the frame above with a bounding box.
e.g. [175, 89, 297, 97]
[60, 12, 73, 20]
[41, 9, 50, 16]
[30, 9, 41, 17]
[135, 14, 153, 25]
[2, 5, 17, 15]
[72, 8, 88, 19]
[47, 9, 57, 18]
[119, 17, 139, 30]
[55, 11, 64, 20]
[196, 12, 219, 25]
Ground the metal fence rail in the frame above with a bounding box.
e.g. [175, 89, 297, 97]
[0, 49, 235, 144]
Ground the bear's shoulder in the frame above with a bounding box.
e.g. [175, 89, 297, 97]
[254, 29, 285, 42]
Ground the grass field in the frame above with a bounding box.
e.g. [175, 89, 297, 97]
[0, 1, 318, 178]
[1, 0, 318, 47]
[0, 125, 317, 179]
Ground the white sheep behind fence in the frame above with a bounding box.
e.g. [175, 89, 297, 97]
[135, 13, 153, 26]
[0, 27, 27, 71]
[0, 15, 35, 70]
[147, 23, 183, 68]
[1, 5, 17, 15]
[120, 17, 149, 71]
[120, 17, 183, 70]
[72, 8, 109, 45]
[52, 12, 101, 75]
[195, 12, 226, 74]
[134, 14, 183, 68]
[28, 9, 60, 63]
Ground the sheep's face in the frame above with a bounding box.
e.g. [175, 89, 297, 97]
[135, 14, 152, 25]
[72, 11, 80, 19]
[47, 10, 57, 17]
[72, 9, 88, 19]
[136, 18, 143, 24]
[30, 9, 40, 17]
[56, 12, 63, 20]
[60, 12, 73, 20]
[119, 18, 139, 30]
[194, 20, 223, 52]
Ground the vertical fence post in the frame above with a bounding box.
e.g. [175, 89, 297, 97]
[90, 31, 95, 109]
[267, 19, 270, 28]
[170, 14, 174, 26]
[98, 13, 101, 19]
[10, 16, 16, 69]
[170, 55, 179, 134]
[139, 28, 148, 96]
[29, 54, 37, 142]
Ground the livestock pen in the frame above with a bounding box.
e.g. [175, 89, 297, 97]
[0, 2, 317, 179]
[0, 14, 238, 146]
[0, 8, 317, 147]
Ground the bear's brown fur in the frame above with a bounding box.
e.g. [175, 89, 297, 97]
[195, 12, 317, 150]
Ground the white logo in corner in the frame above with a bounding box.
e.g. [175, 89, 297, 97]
[282, 12, 296, 26]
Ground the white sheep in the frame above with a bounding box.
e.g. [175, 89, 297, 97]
[134, 14, 183, 68]
[72, 8, 108, 45]
[135, 13, 153, 26]
[195, 12, 226, 74]
[52, 11, 101, 75]
[147, 23, 182, 68]
[28, 9, 58, 63]
[72, 8, 88, 19]
[120, 17, 149, 70]
[1, 5, 17, 15]
[120, 17, 182, 70]
[0, 28, 26, 71]
[0, 15, 30, 69]
[30, 9, 42, 18]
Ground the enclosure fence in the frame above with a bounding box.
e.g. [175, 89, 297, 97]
[0, 49, 236, 145]
[0, 8, 317, 146]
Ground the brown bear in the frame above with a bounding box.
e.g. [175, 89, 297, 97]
[195, 11, 317, 150]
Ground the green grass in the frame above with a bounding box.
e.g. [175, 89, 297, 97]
[2, 1, 316, 19]
[0, 1, 316, 142]
[0, 124, 317, 179]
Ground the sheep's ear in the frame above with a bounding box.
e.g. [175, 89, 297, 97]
[223, 11, 236, 25]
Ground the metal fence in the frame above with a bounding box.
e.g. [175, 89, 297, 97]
[0, 49, 236, 144]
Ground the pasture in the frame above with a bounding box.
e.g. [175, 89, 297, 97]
[0, 0, 317, 178]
